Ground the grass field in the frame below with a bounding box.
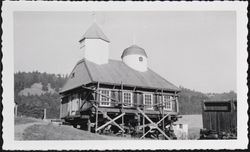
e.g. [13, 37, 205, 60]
[15, 115, 203, 140]
[15, 116, 42, 125]
[15, 117, 132, 140]
[176, 114, 203, 139]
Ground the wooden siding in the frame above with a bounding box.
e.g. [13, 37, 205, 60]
[61, 87, 178, 118]
[202, 100, 237, 132]
[61, 102, 68, 118]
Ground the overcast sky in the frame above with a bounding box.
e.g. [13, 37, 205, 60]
[14, 11, 236, 93]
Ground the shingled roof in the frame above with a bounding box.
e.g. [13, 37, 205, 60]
[60, 59, 180, 93]
[79, 23, 110, 43]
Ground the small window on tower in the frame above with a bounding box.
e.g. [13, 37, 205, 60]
[139, 57, 143, 62]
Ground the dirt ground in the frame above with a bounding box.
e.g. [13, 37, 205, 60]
[15, 116, 203, 140]
[15, 117, 133, 140]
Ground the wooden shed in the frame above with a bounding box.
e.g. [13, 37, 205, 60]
[201, 99, 237, 133]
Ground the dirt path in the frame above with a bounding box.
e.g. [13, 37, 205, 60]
[15, 121, 48, 140]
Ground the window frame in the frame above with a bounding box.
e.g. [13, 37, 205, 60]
[99, 89, 111, 107]
[163, 95, 172, 111]
[122, 92, 133, 107]
[143, 93, 153, 110]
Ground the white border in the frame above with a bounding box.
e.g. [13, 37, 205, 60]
[2, 1, 248, 150]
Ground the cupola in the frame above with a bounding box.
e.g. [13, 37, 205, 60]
[121, 45, 148, 72]
[79, 23, 110, 65]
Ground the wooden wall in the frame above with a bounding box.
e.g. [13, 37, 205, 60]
[202, 100, 237, 132]
[60, 86, 179, 119]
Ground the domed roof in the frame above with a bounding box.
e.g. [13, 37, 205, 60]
[121, 45, 148, 58]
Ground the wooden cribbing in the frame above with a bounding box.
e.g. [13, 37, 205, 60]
[96, 112, 125, 132]
[137, 107, 170, 140]
[140, 113, 170, 139]
[93, 104, 125, 132]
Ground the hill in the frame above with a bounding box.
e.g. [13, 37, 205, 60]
[14, 71, 237, 118]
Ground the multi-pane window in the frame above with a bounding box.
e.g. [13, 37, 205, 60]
[123, 92, 133, 107]
[100, 90, 111, 106]
[144, 94, 153, 109]
[163, 95, 172, 110]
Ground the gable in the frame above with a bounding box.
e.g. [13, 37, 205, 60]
[60, 59, 92, 93]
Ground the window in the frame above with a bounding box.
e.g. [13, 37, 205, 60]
[100, 90, 111, 106]
[123, 92, 133, 107]
[139, 56, 143, 62]
[163, 95, 172, 110]
[144, 94, 153, 110]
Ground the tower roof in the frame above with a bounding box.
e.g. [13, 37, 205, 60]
[79, 23, 110, 43]
[121, 45, 148, 58]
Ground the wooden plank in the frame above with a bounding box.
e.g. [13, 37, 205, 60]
[137, 107, 170, 140]
[95, 82, 99, 133]
[96, 113, 125, 132]
[140, 113, 170, 139]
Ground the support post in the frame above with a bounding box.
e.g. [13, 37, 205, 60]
[175, 91, 179, 114]
[142, 106, 145, 139]
[121, 82, 124, 137]
[161, 89, 165, 133]
[95, 82, 100, 133]
[88, 119, 91, 132]
[44, 108, 46, 120]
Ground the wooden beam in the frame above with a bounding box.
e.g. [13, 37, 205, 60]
[96, 112, 125, 132]
[121, 82, 124, 136]
[82, 85, 120, 103]
[137, 107, 170, 140]
[95, 82, 100, 133]
[103, 113, 125, 132]
[161, 89, 165, 132]
[140, 113, 170, 139]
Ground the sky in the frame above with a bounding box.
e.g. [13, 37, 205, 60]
[14, 11, 236, 93]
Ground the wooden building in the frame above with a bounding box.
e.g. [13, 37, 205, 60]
[201, 99, 237, 134]
[59, 22, 181, 139]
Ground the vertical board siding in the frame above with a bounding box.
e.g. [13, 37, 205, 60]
[61, 102, 68, 118]
[202, 100, 237, 132]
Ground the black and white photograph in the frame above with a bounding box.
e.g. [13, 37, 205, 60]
[2, 1, 248, 150]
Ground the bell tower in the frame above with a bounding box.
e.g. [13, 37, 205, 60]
[79, 21, 110, 65]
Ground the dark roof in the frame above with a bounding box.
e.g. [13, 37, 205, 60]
[60, 59, 180, 93]
[79, 23, 110, 43]
[121, 45, 148, 58]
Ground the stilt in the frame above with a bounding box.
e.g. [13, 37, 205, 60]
[142, 111, 145, 139]
[95, 82, 100, 133]
[161, 89, 164, 132]
[121, 82, 124, 137]
[88, 119, 91, 132]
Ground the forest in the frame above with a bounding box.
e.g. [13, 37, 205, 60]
[14, 71, 237, 118]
